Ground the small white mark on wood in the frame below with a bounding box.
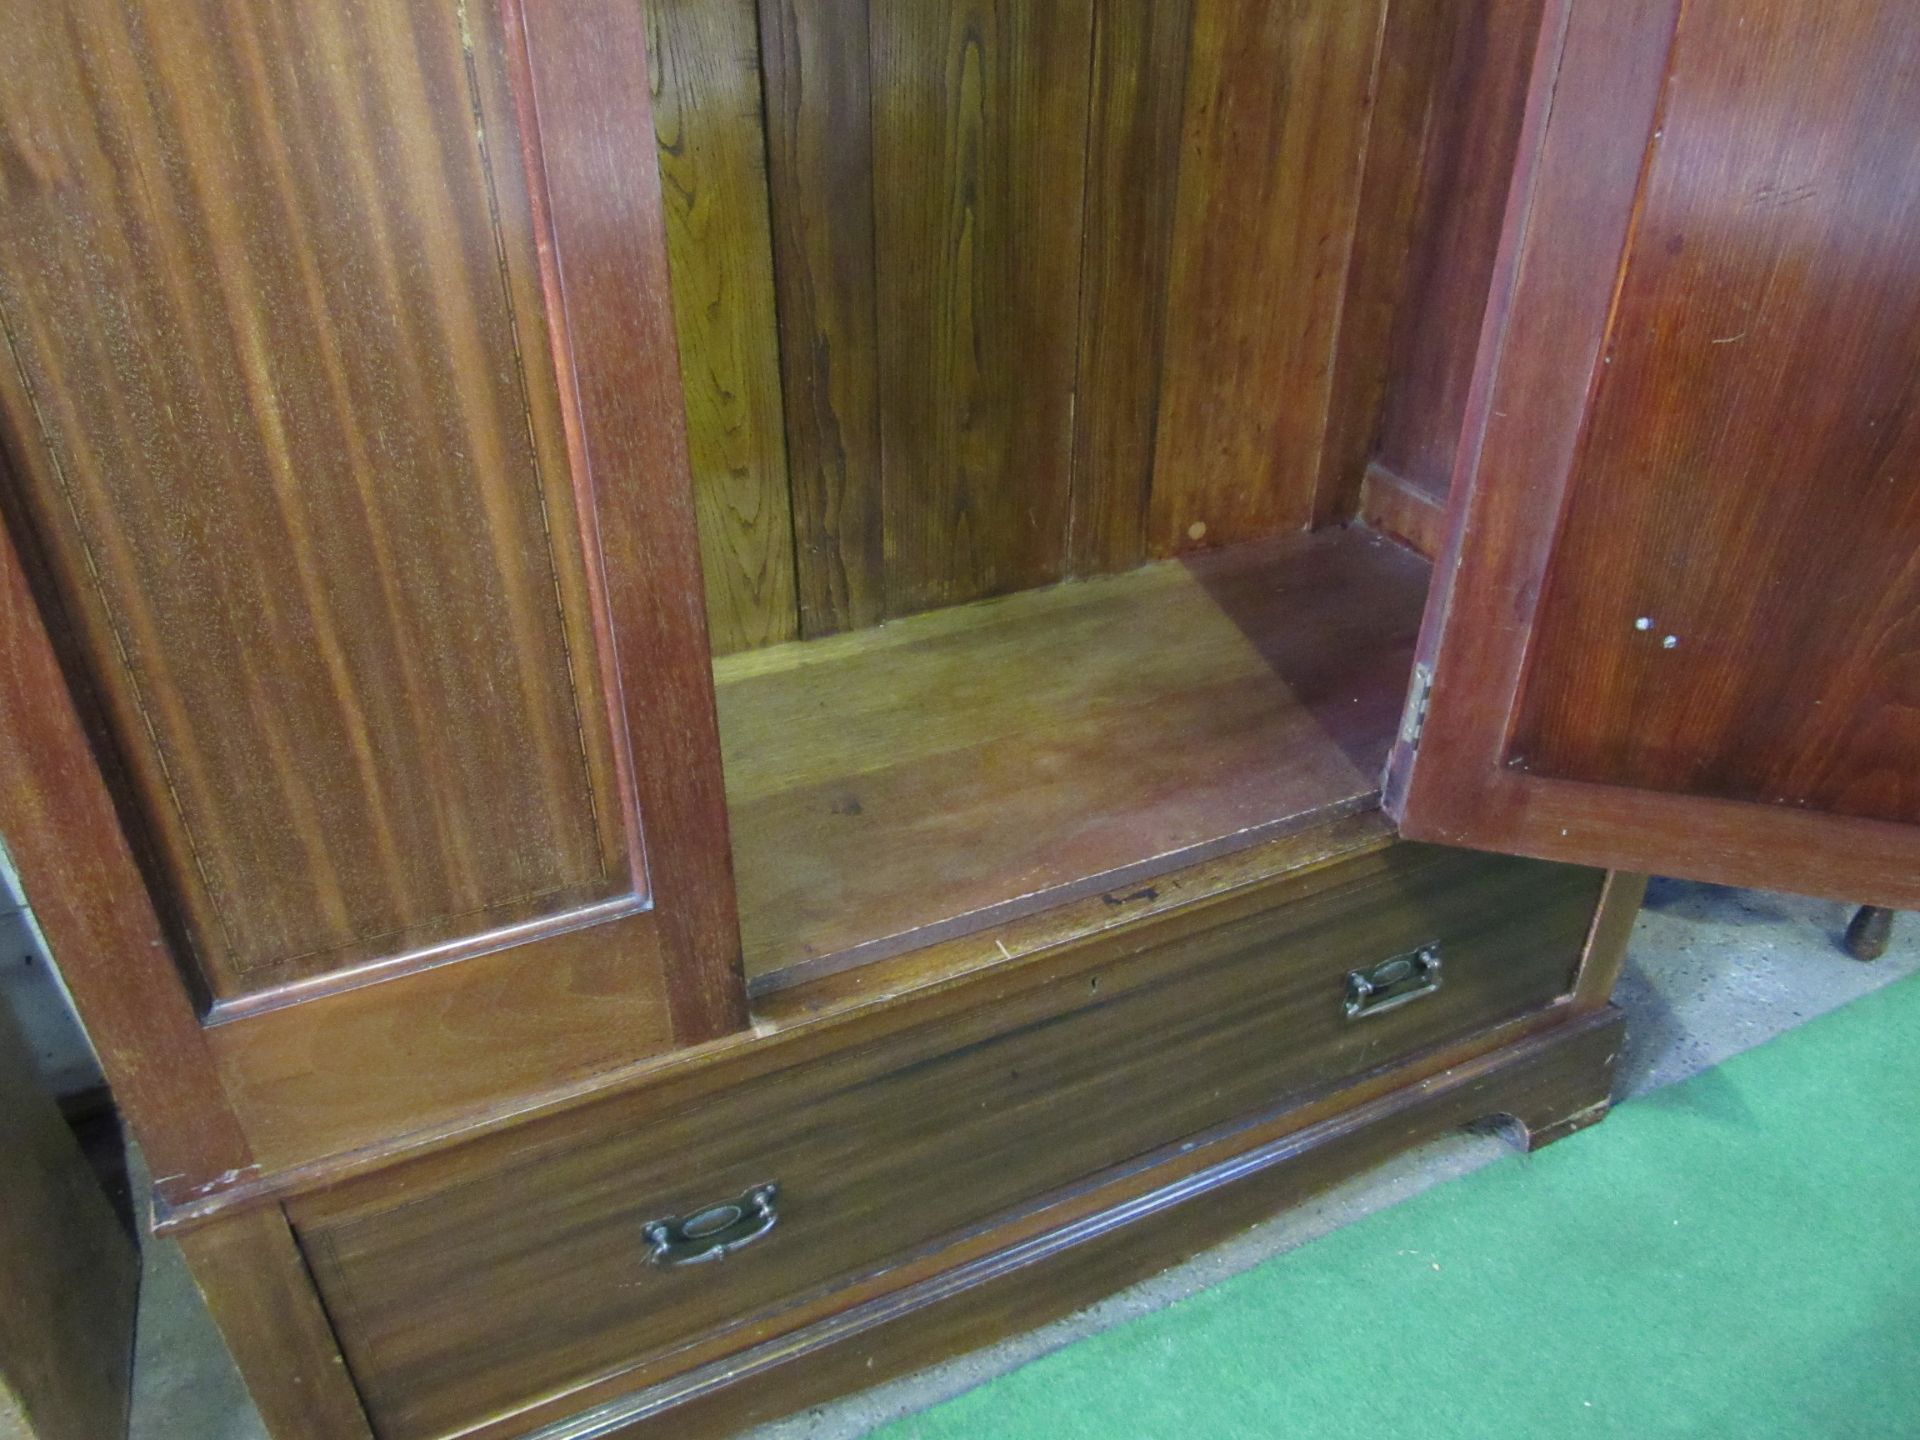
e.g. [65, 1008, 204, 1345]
[1710, 331, 1748, 345]
[1635, 616, 1653, 631]
[1663, 634, 1679, 649]
[1188, 521, 1208, 542]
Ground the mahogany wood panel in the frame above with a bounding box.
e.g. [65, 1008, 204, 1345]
[648, 0, 800, 654]
[716, 526, 1427, 983]
[1510, 0, 1920, 826]
[758, 0, 886, 638]
[1148, 0, 1387, 554]
[1067, 0, 1194, 574]
[1393, 0, 1920, 910]
[206, 911, 675, 1172]
[509, 1008, 1624, 1440]
[295, 843, 1601, 1440]
[0, 1001, 137, 1440]
[0, 0, 629, 994]
[871, 0, 1094, 613]
[176, 1206, 372, 1440]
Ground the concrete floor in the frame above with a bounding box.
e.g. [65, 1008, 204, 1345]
[128, 881, 1920, 1440]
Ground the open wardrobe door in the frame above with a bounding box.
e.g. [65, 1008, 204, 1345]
[1387, 0, 1920, 910]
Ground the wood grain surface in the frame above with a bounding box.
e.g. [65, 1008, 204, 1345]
[1511, 0, 1920, 827]
[1367, 0, 1546, 509]
[871, 0, 1095, 613]
[1315, 0, 1454, 529]
[175, 1206, 372, 1440]
[206, 911, 675, 1171]
[0, 466, 255, 1192]
[504, 0, 751, 1042]
[152, 814, 1394, 1231]
[0, 0, 749, 1193]
[1360, 460, 1447, 558]
[759, 0, 886, 638]
[1395, 0, 1920, 910]
[0, 0, 630, 994]
[648, 0, 800, 654]
[662, 0, 1508, 643]
[1067, 0, 1194, 573]
[1148, 0, 1387, 553]
[477, 1007, 1625, 1440]
[295, 842, 1600, 1440]
[716, 526, 1428, 983]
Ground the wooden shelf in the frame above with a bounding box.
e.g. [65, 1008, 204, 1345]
[715, 526, 1430, 991]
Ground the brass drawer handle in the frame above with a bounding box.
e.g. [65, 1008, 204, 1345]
[1345, 944, 1442, 1021]
[642, 1183, 780, 1266]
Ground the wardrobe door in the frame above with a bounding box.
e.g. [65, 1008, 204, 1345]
[1389, 0, 1920, 909]
[0, 0, 744, 1172]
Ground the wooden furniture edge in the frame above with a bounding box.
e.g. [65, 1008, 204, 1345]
[751, 811, 1396, 1014]
[1373, 3, 1920, 908]
[1358, 461, 1446, 558]
[503, 0, 750, 1044]
[175, 1205, 373, 1440]
[388, 994, 1614, 1439]
[153, 813, 1403, 1232]
[0, 470, 257, 1196]
[482, 1006, 1626, 1440]
[1572, 870, 1648, 1011]
[1413, 774, 1920, 913]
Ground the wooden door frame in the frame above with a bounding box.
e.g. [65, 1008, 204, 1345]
[1386, 0, 1920, 911]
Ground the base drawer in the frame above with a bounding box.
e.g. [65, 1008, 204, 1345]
[296, 843, 1604, 1439]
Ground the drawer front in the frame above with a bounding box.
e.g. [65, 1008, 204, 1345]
[299, 845, 1602, 1439]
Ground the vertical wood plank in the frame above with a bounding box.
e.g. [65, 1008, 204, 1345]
[1149, 0, 1386, 555]
[871, 0, 1095, 616]
[508, 0, 750, 1044]
[648, 0, 799, 655]
[1369, 0, 1547, 504]
[758, 0, 885, 638]
[1313, 0, 1453, 526]
[1068, 0, 1193, 575]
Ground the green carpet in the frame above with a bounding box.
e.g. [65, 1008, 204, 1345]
[877, 977, 1920, 1439]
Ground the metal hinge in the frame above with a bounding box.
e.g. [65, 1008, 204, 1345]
[1398, 662, 1433, 750]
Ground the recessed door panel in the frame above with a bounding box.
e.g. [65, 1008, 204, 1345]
[0, 0, 634, 995]
[0, 0, 744, 1173]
